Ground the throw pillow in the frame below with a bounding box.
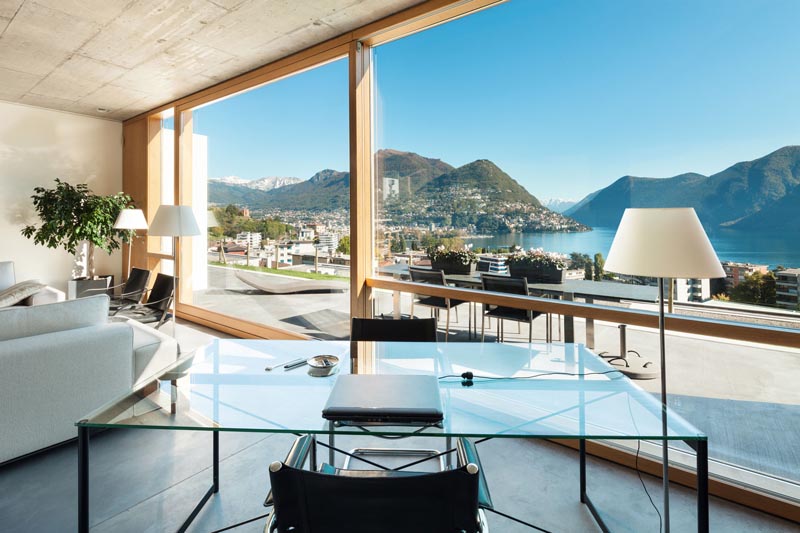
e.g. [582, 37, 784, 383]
[0, 280, 46, 307]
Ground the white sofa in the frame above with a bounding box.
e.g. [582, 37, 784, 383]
[0, 260, 65, 306]
[0, 295, 179, 463]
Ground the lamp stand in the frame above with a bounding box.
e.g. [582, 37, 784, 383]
[658, 276, 670, 532]
[171, 235, 178, 337]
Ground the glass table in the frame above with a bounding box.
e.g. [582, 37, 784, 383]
[77, 341, 708, 532]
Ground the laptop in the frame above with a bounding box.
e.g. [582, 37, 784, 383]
[322, 374, 444, 426]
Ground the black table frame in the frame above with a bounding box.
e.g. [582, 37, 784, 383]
[77, 426, 708, 533]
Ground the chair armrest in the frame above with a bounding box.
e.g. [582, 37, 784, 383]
[456, 437, 494, 510]
[264, 435, 314, 507]
[83, 281, 124, 294]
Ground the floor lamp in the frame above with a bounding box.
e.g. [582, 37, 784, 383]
[604, 208, 724, 533]
[148, 205, 200, 335]
[114, 208, 148, 275]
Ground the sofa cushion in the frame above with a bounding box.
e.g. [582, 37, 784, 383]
[0, 280, 46, 308]
[0, 294, 110, 341]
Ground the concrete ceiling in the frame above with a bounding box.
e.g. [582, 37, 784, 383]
[0, 0, 423, 121]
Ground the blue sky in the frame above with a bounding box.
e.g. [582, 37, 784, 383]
[194, 0, 800, 200]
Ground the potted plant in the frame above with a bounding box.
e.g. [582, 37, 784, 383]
[506, 247, 567, 283]
[21, 179, 135, 279]
[427, 245, 478, 275]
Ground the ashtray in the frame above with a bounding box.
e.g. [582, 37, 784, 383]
[307, 354, 340, 377]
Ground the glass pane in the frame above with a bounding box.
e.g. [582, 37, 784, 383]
[180, 58, 350, 338]
[371, 0, 799, 500]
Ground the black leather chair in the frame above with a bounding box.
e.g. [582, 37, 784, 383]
[84, 267, 151, 311]
[409, 267, 467, 341]
[480, 273, 543, 343]
[265, 435, 492, 533]
[112, 273, 174, 329]
[351, 317, 437, 342]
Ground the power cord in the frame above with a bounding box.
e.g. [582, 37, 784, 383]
[441, 369, 624, 386]
[626, 392, 663, 533]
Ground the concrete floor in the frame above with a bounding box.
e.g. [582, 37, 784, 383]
[0, 321, 796, 533]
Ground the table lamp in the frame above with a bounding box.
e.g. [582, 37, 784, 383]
[113, 208, 148, 275]
[604, 208, 724, 533]
[148, 205, 200, 334]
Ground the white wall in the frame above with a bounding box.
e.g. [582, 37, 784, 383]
[0, 101, 123, 292]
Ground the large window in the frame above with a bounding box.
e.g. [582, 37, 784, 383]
[371, 0, 799, 499]
[177, 58, 350, 339]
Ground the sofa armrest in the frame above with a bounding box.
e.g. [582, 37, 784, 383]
[123, 318, 180, 387]
[23, 286, 66, 306]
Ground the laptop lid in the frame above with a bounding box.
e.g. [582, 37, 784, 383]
[322, 374, 443, 425]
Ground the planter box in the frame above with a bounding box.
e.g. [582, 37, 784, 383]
[508, 264, 566, 284]
[67, 276, 114, 299]
[431, 260, 476, 276]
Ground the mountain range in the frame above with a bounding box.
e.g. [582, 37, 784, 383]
[565, 146, 800, 231]
[208, 150, 586, 233]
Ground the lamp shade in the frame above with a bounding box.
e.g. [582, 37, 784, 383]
[604, 208, 725, 279]
[113, 208, 148, 230]
[207, 210, 220, 228]
[148, 205, 201, 237]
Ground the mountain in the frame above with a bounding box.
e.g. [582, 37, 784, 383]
[565, 146, 800, 230]
[543, 198, 577, 213]
[209, 175, 301, 191]
[565, 172, 708, 227]
[420, 159, 542, 206]
[246, 176, 302, 191]
[375, 149, 453, 198]
[252, 169, 351, 211]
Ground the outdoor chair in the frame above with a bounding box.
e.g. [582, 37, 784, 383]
[112, 273, 174, 329]
[480, 273, 543, 343]
[351, 317, 437, 342]
[409, 267, 467, 342]
[265, 435, 492, 533]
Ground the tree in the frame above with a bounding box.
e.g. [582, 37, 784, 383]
[21, 179, 134, 278]
[337, 235, 351, 254]
[593, 253, 605, 281]
[569, 252, 593, 280]
[730, 271, 776, 305]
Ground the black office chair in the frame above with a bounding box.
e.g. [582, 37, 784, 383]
[409, 267, 467, 341]
[351, 317, 437, 342]
[265, 435, 492, 533]
[481, 273, 543, 343]
[112, 273, 174, 329]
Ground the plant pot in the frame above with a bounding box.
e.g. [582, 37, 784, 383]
[508, 264, 566, 284]
[431, 260, 476, 276]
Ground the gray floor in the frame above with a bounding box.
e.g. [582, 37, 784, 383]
[1, 322, 796, 533]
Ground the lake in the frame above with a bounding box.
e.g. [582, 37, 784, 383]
[468, 227, 800, 269]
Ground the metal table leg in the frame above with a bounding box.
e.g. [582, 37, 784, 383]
[177, 431, 220, 533]
[78, 424, 89, 533]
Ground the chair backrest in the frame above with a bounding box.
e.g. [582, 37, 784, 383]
[481, 273, 528, 296]
[351, 317, 437, 342]
[409, 266, 446, 286]
[145, 273, 174, 311]
[122, 268, 151, 301]
[269, 463, 481, 533]
[476, 260, 491, 272]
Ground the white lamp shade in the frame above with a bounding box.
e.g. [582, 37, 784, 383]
[114, 208, 148, 230]
[148, 205, 201, 237]
[207, 210, 220, 228]
[604, 208, 725, 279]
